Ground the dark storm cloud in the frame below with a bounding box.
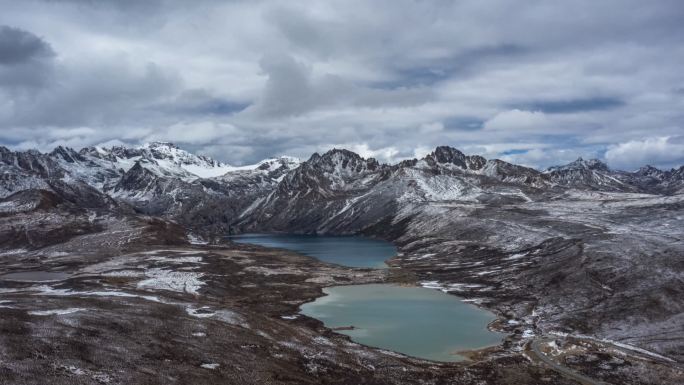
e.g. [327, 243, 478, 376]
[0, 26, 56, 92]
[0, 25, 54, 65]
[0, 0, 682, 169]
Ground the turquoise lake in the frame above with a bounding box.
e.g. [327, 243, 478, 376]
[229, 233, 396, 268]
[300, 284, 503, 362]
[229, 234, 502, 361]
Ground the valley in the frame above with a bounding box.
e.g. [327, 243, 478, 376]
[0, 142, 682, 384]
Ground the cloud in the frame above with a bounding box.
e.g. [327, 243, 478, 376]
[146, 121, 239, 145]
[605, 136, 684, 170]
[251, 53, 432, 118]
[518, 97, 625, 114]
[0, 25, 55, 89]
[255, 53, 314, 117]
[0, 25, 53, 65]
[498, 147, 603, 169]
[483, 109, 550, 132]
[346, 143, 400, 162]
[0, 0, 682, 169]
[4, 59, 181, 128]
[154, 89, 250, 117]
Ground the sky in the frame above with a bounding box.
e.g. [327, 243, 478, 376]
[0, 0, 683, 170]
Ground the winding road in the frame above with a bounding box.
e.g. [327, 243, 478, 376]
[529, 339, 608, 385]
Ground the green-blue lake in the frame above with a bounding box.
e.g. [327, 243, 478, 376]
[300, 284, 504, 362]
[229, 234, 396, 268]
[230, 234, 502, 361]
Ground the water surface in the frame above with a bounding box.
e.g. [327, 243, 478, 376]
[300, 284, 503, 362]
[230, 234, 395, 268]
[1, 271, 70, 282]
[231, 234, 501, 361]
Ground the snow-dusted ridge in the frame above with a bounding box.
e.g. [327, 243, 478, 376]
[50, 141, 301, 187]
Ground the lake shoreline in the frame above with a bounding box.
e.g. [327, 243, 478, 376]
[300, 283, 505, 362]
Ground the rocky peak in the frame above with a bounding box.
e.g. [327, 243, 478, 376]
[307, 149, 380, 173]
[0, 146, 61, 179]
[396, 158, 418, 169]
[548, 157, 610, 173]
[309, 148, 361, 163]
[429, 146, 467, 166]
[544, 157, 636, 192]
[0, 146, 14, 162]
[114, 161, 158, 192]
[143, 142, 196, 163]
[672, 165, 684, 179]
[105, 146, 145, 161]
[480, 158, 549, 187]
[423, 146, 487, 171]
[144, 144, 231, 173]
[255, 156, 301, 172]
[465, 155, 487, 170]
[276, 149, 385, 194]
[635, 165, 666, 179]
[50, 146, 86, 163]
[78, 146, 116, 161]
[145, 141, 179, 150]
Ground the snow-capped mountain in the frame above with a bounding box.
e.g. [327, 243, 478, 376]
[54, 141, 260, 187]
[2, 141, 683, 371]
[1, 142, 682, 235]
[95, 144, 301, 233]
[422, 145, 487, 170]
[236, 147, 684, 234]
[547, 157, 610, 173]
[545, 157, 684, 194]
[237, 146, 552, 233]
[218, 156, 301, 184]
[0, 148, 54, 197]
[0, 142, 304, 234]
[624, 164, 684, 194]
[47, 141, 301, 208]
[0, 146, 120, 210]
[545, 157, 636, 191]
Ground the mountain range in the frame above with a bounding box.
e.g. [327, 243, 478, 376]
[1, 141, 683, 368]
[2, 142, 682, 225]
[1, 142, 682, 238]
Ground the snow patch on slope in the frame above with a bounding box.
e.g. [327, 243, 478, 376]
[137, 268, 204, 294]
[29, 307, 86, 316]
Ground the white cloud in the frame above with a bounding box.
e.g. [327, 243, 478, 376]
[0, 0, 682, 169]
[483, 109, 549, 132]
[605, 136, 684, 170]
[498, 148, 602, 169]
[418, 122, 444, 134]
[150, 121, 238, 145]
[327, 143, 401, 163]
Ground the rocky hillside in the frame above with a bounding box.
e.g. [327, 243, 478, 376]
[232, 147, 684, 362]
[2, 142, 683, 236]
[237, 146, 683, 233]
[2, 142, 301, 234]
[1, 142, 683, 362]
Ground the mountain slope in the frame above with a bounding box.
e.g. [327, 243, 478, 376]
[231, 147, 684, 361]
[237, 146, 555, 233]
[3, 142, 682, 235]
[1, 142, 683, 363]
